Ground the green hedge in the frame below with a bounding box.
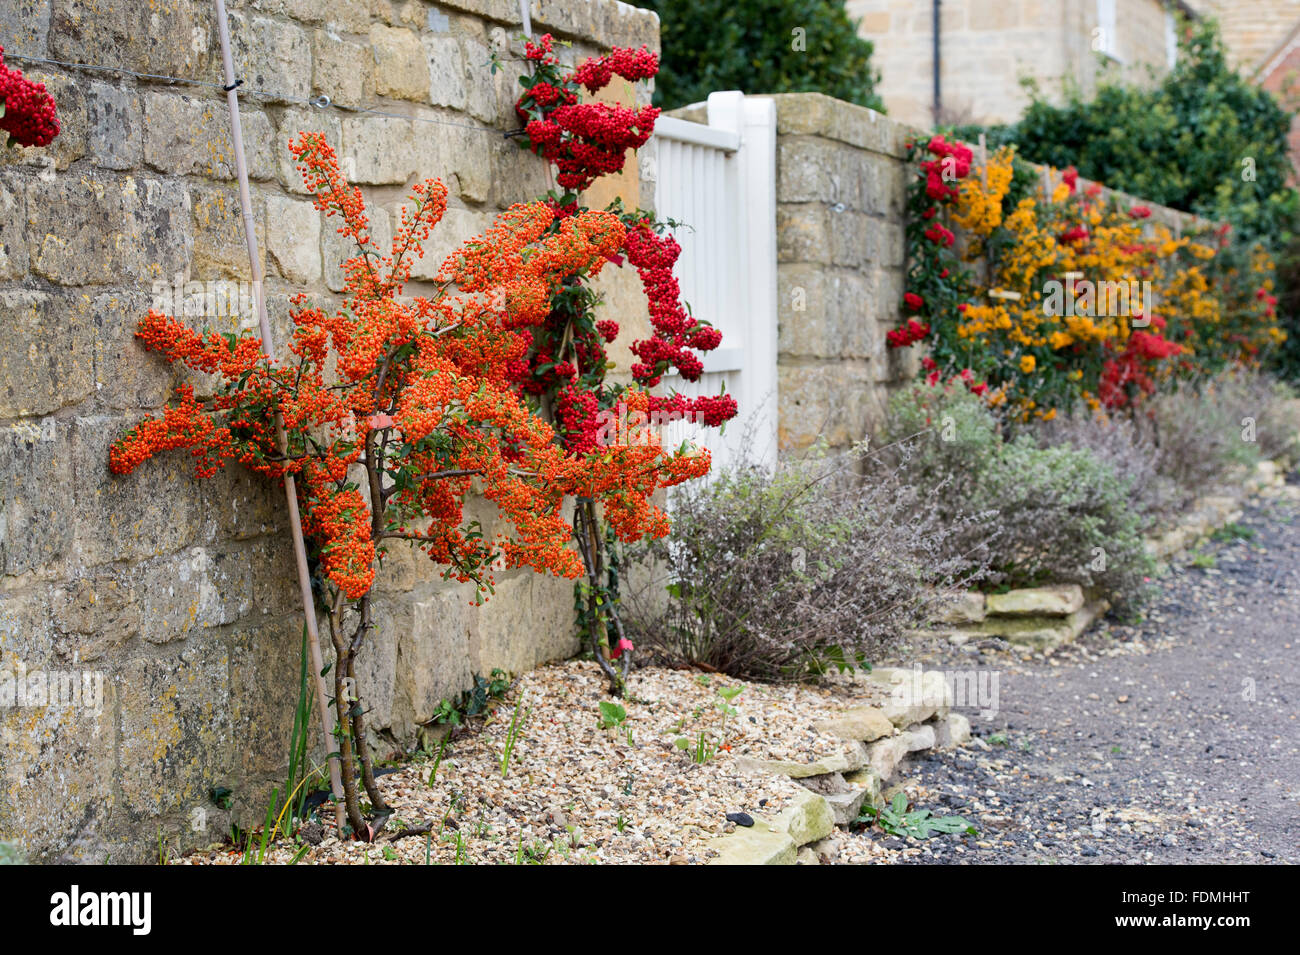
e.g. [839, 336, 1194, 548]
[633, 0, 882, 112]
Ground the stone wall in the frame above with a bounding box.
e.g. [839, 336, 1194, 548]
[0, 0, 658, 862]
[767, 91, 1201, 458]
[769, 93, 913, 455]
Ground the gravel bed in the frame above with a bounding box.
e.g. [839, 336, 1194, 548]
[847, 492, 1300, 865]
[179, 660, 893, 865]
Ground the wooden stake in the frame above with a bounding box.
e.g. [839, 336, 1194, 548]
[212, 0, 346, 835]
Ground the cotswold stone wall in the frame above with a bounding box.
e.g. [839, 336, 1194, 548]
[0, 0, 658, 862]
[768, 91, 1199, 457]
[769, 93, 915, 455]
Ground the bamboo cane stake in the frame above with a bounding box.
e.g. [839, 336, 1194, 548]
[212, 0, 346, 834]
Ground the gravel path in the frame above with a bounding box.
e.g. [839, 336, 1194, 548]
[869, 493, 1300, 864]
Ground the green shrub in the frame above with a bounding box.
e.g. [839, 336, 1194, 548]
[633, 0, 883, 111]
[958, 18, 1298, 249]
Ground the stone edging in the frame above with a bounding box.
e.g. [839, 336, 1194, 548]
[708, 668, 967, 864]
[917, 458, 1297, 652]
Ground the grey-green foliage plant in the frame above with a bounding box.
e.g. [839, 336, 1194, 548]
[622, 437, 989, 681]
[0, 842, 24, 865]
[882, 382, 1154, 611]
[1142, 368, 1296, 496]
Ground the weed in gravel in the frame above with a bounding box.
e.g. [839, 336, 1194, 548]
[597, 700, 627, 730]
[674, 730, 719, 764]
[1212, 522, 1256, 542]
[499, 699, 529, 779]
[857, 793, 977, 840]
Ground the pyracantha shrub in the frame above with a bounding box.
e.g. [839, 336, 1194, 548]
[111, 133, 713, 835]
[0, 47, 59, 148]
[898, 136, 1283, 418]
[511, 37, 738, 689]
[514, 33, 660, 193]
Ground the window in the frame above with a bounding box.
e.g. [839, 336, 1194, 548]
[1095, 0, 1119, 60]
[1165, 9, 1178, 69]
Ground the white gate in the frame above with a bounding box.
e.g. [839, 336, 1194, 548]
[652, 92, 778, 472]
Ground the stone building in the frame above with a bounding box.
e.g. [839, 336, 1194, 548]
[849, 0, 1192, 128]
[1188, 0, 1300, 178]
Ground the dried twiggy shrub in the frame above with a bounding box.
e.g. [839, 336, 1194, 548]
[621, 442, 989, 682]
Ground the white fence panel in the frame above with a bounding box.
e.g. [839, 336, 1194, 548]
[652, 92, 778, 472]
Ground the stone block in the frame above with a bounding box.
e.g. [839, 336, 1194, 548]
[474, 571, 580, 678]
[28, 170, 192, 285]
[863, 734, 909, 780]
[733, 744, 867, 779]
[812, 705, 894, 742]
[985, 584, 1084, 617]
[116, 647, 233, 817]
[0, 289, 95, 417]
[777, 361, 882, 452]
[133, 546, 256, 644]
[92, 287, 178, 411]
[86, 80, 143, 171]
[0, 418, 74, 577]
[0, 172, 27, 280]
[72, 415, 204, 565]
[390, 587, 476, 740]
[932, 589, 986, 624]
[876, 667, 953, 726]
[777, 264, 883, 360]
[229, 617, 302, 777]
[143, 92, 276, 181]
[0, 0, 52, 57]
[0, 667, 116, 863]
[901, 722, 936, 752]
[190, 182, 266, 281]
[313, 30, 368, 105]
[707, 824, 795, 865]
[776, 789, 835, 845]
[50, 571, 140, 664]
[265, 194, 322, 283]
[49, 0, 213, 78]
[776, 203, 831, 264]
[228, 13, 311, 103]
[371, 24, 429, 101]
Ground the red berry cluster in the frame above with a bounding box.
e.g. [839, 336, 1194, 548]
[516, 34, 660, 192]
[0, 48, 59, 148]
[572, 47, 658, 92]
[623, 222, 723, 385]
